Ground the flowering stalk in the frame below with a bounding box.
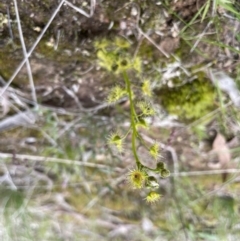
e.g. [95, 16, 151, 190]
[95, 37, 170, 203]
[123, 71, 141, 169]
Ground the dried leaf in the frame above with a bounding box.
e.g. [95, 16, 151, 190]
[209, 132, 231, 182]
[212, 132, 231, 168]
[0, 93, 10, 119]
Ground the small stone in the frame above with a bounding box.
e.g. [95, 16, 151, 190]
[131, 7, 138, 16]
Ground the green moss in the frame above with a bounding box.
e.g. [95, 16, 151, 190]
[158, 72, 216, 121]
[0, 46, 20, 80]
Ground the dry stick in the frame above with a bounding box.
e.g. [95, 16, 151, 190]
[0, 152, 121, 171]
[0, 76, 36, 126]
[0, 0, 65, 98]
[64, 0, 95, 17]
[0, 178, 116, 190]
[190, 20, 213, 53]
[13, 0, 37, 105]
[173, 168, 240, 177]
[56, 115, 82, 139]
[26, 125, 58, 146]
[6, 4, 13, 40]
[54, 29, 61, 51]
[61, 86, 82, 108]
[0, 164, 17, 190]
[137, 28, 170, 58]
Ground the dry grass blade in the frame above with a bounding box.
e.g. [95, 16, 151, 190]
[0, 93, 10, 118]
[0, 152, 122, 171]
[173, 168, 240, 177]
[0, 110, 36, 132]
[137, 28, 170, 58]
[64, 0, 95, 17]
[13, 0, 37, 105]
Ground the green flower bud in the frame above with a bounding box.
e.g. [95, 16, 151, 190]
[160, 169, 170, 178]
[156, 162, 165, 171]
[136, 118, 149, 129]
[146, 176, 159, 189]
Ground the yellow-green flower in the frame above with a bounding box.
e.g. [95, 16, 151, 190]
[94, 38, 109, 50]
[128, 169, 148, 189]
[107, 86, 127, 104]
[115, 37, 130, 49]
[97, 50, 117, 72]
[142, 79, 152, 97]
[149, 143, 160, 160]
[107, 131, 124, 152]
[132, 56, 142, 73]
[137, 101, 155, 116]
[145, 191, 161, 203]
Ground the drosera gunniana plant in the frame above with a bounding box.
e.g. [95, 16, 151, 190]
[95, 37, 170, 203]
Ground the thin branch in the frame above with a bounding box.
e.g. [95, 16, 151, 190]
[13, 0, 37, 105]
[173, 168, 240, 177]
[6, 4, 13, 40]
[0, 178, 117, 190]
[137, 28, 170, 58]
[0, 152, 122, 171]
[0, 165, 17, 190]
[56, 115, 82, 139]
[64, 0, 95, 17]
[190, 20, 213, 53]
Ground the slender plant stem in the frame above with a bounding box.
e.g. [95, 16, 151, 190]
[123, 71, 141, 168]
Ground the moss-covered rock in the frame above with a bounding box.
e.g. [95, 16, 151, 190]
[157, 72, 216, 121]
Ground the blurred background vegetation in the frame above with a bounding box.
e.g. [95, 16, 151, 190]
[0, 0, 240, 240]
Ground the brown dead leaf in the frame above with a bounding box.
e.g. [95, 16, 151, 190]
[208, 132, 231, 182]
[212, 132, 231, 168]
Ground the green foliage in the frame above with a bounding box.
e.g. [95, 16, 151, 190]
[95, 37, 170, 203]
[159, 73, 216, 121]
